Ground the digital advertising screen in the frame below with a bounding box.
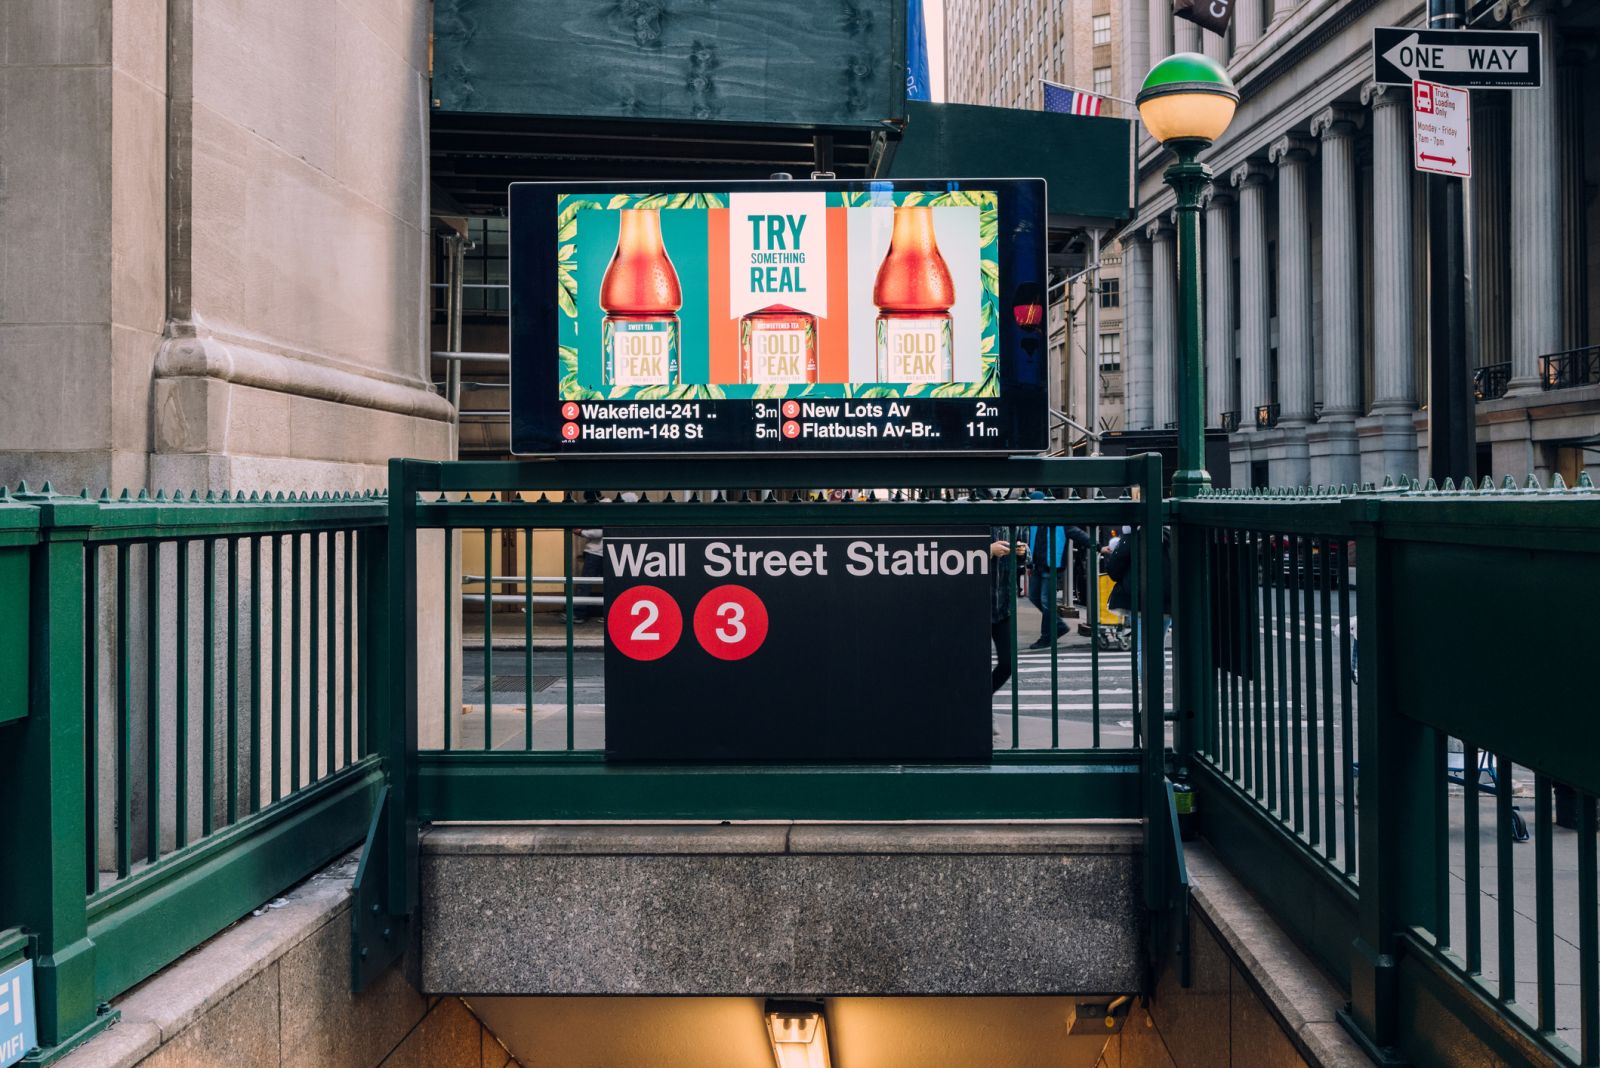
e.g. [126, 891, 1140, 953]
[509, 178, 1048, 455]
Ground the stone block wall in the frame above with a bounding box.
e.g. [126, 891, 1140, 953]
[0, 0, 452, 494]
[1099, 845, 1369, 1068]
[60, 855, 522, 1068]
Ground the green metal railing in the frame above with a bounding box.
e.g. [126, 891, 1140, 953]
[366, 454, 1181, 996]
[8, 461, 1594, 1068]
[0, 485, 388, 1060]
[1176, 475, 1600, 1068]
[391, 455, 1168, 822]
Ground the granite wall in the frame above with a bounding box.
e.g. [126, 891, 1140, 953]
[419, 823, 1145, 997]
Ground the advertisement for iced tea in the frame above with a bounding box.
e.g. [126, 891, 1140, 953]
[510, 179, 1048, 455]
[557, 188, 997, 399]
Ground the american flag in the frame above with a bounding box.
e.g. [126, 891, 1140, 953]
[1043, 82, 1105, 117]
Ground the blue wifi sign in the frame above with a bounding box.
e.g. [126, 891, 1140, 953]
[0, 959, 36, 1068]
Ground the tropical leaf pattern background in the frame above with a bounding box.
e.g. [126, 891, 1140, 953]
[554, 189, 1001, 401]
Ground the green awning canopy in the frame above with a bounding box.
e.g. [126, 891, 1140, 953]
[888, 102, 1133, 225]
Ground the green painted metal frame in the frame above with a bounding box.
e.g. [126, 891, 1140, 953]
[1175, 483, 1600, 1068]
[415, 751, 1145, 822]
[0, 490, 40, 725]
[8, 463, 1595, 1068]
[0, 487, 388, 1063]
[385, 452, 1170, 961]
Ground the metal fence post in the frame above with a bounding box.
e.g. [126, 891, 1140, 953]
[0, 492, 115, 1054]
[383, 461, 418, 917]
[1171, 500, 1211, 763]
[1139, 454, 1169, 966]
[1342, 498, 1434, 1063]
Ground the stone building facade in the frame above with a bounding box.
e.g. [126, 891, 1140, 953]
[0, 0, 453, 494]
[1119, 0, 1599, 488]
[944, 0, 1130, 441]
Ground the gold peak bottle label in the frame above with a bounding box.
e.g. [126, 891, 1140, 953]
[740, 305, 817, 384]
[873, 205, 955, 383]
[604, 318, 680, 386]
[877, 317, 953, 382]
[729, 193, 827, 384]
[600, 208, 681, 387]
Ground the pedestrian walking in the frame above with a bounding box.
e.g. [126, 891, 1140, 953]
[1025, 490, 1092, 649]
[1102, 525, 1172, 674]
[989, 522, 1021, 694]
[573, 525, 604, 622]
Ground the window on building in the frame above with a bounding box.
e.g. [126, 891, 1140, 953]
[1092, 14, 1111, 45]
[1093, 66, 1112, 97]
[434, 218, 509, 321]
[464, 218, 508, 315]
[1099, 332, 1122, 371]
[1267, 240, 1278, 317]
[1099, 276, 1120, 309]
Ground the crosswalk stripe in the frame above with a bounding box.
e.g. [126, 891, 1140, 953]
[998, 688, 1133, 696]
[990, 703, 1136, 711]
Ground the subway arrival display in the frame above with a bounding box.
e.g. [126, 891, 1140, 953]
[509, 178, 1049, 455]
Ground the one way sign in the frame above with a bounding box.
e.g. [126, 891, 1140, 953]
[1373, 27, 1542, 89]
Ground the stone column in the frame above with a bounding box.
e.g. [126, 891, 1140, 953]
[1150, 219, 1178, 428]
[1203, 187, 1236, 427]
[1269, 136, 1315, 487]
[1272, 0, 1296, 22]
[1232, 161, 1272, 428]
[1270, 135, 1316, 426]
[1148, 0, 1173, 68]
[1472, 91, 1511, 372]
[1175, 18, 1201, 55]
[1309, 106, 1364, 488]
[1122, 0, 1151, 124]
[1123, 233, 1154, 430]
[1364, 83, 1415, 413]
[1235, 0, 1264, 50]
[1500, 0, 1562, 393]
[1358, 82, 1419, 483]
[1558, 36, 1594, 349]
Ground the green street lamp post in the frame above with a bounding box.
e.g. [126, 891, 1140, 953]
[1136, 53, 1238, 499]
[1136, 54, 1237, 769]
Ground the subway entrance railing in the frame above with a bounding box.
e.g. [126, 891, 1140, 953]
[1173, 475, 1600, 1068]
[3, 463, 1597, 1066]
[0, 455, 1178, 1062]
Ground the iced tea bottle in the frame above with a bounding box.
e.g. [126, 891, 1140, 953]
[872, 205, 955, 383]
[739, 304, 818, 385]
[600, 209, 681, 387]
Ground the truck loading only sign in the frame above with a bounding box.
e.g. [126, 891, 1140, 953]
[602, 527, 992, 762]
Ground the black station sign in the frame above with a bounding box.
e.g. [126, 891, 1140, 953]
[601, 526, 992, 762]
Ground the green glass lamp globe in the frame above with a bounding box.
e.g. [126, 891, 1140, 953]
[1136, 52, 1239, 148]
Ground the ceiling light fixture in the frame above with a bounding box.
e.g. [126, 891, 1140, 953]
[764, 999, 832, 1068]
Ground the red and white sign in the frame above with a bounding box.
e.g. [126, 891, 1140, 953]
[607, 586, 683, 661]
[1412, 79, 1470, 178]
[692, 585, 769, 661]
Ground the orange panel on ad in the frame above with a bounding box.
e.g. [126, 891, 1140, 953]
[818, 205, 850, 383]
[705, 207, 739, 384]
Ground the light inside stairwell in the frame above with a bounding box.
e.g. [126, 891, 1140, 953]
[765, 1000, 831, 1068]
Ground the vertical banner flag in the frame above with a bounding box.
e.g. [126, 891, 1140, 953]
[907, 0, 931, 101]
[1043, 82, 1105, 116]
[1174, 0, 1235, 35]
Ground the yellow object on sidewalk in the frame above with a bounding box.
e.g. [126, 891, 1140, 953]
[1097, 573, 1121, 626]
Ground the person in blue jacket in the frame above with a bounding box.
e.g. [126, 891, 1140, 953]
[1025, 490, 1094, 650]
